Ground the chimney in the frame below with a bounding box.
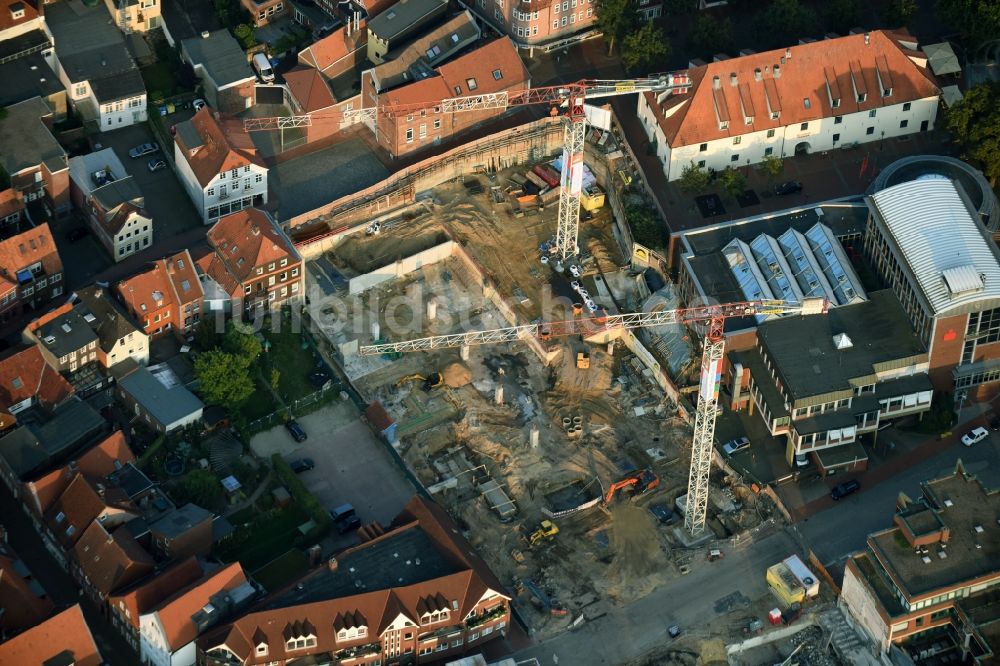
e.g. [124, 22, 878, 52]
[785, 48, 791, 60]
[729, 73, 737, 87]
[754, 68, 762, 81]
[201, 31, 210, 39]
[327, 557, 339, 572]
[712, 75, 720, 89]
[774, 65, 781, 78]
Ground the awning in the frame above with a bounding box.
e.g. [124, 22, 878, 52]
[941, 85, 964, 108]
[922, 42, 962, 76]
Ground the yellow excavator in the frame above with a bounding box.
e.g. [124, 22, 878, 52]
[394, 373, 443, 391]
[522, 520, 559, 547]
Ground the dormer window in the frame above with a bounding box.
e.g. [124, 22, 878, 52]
[831, 98, 840, 108]
[770, 111, 779, 120]
[256, 644, 268, 657]
[744, 116, 752, 126]
[719, 120, 729, 130]
[882, 87, 892, 98]
[857, 92, 867, 103]
[11, 7, 25, 19]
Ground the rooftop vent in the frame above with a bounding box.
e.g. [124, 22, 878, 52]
[833, 333, 853, 349]
[712, 75, 720, 89]
[83, 313, 96, 324]
[942, 265, 984, 296]
[921, 555, 932, 564]
[974, 525, 984, 533]
[61, 322, 72, 333]
[944, 498, 953, 507]
[201, 31, 210, 39]
[937, 550, 947, 559]
[754, 68, 762, 81]
[43, 335, 55, 344]
[730, 73, 737, 87]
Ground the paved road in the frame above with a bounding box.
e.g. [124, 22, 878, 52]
[0, 487, 136, 665]
[799, 434, 1000, 566]
[507, 529, 800, 665]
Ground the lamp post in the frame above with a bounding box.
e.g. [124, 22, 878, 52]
[955, 390, 968, 425]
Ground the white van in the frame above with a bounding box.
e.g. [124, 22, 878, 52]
[252, 53, 275, 83]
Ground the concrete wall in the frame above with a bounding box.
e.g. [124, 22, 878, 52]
[841, 563, 892, 654]
[348, 240, 456, 294]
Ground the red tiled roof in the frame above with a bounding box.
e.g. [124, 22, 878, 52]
[205, 208, 297, 285]
[0, 0, 39, 33]
[0, 604, 102, 666]
[0, 188, 25, 221]
[0, 221, 63, 299]
[154, 562, 248, 649]
[109, 556, 205, 632]
[0, 542, 55, 635]
[116, 249, 204, 324]
[196, 251, 240, 299]
[299, 21, 367, 75]
[0, 344, 74, 413]
[28, 431, 135, 515]
[72, 521, 155, 596]
[175, 108, 263, 188]
[45, 473, 136, 548]
[644, 30, 941, 147]
[285, 65, 338, 113]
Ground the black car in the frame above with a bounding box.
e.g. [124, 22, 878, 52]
[65, 227, 89, 242]
[830, 479, 860, 500]
[648, 503, 677, 525]
[336, 514, 362, 534]
[308, 370, 330, 388]
[289, 458, 314, 473]
[284, 420, 307, 442]
[773, 180, 803, 196]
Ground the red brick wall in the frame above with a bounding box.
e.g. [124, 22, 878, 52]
[218, 81, 256, 116]
[928, 313, 966, 392]
[43, 166, 70, 216]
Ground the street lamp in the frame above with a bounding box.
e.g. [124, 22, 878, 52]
[955, 390, 968, 425]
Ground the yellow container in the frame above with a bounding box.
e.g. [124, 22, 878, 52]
[581, 185, 605, 212]
[767, 562, 806, 607]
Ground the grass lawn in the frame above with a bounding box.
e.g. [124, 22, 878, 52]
[240, 378, 278, 422]
[217, 504, 310, 570]
[265, 327, 319, 402]
[252, 548, 309, 591]
[140, 62, 178, 99]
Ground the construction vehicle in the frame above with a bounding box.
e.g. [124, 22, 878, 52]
[576, 351, 590, 369]
[359, 297, 827, 537]
[604, 469, 660, 504]
[393, 373, 443, 391]
[245, 75, 691, 263]
[522, 520, 559, 547]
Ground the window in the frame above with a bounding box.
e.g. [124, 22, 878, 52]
[834, 115, 842, 124]
[466, 78, 478, 90]
[469, 632, 479, 641]
[732, 136, 741, 145]
[291, 267, 299, 277]
[857, 92, 867, 103]
[256, 644, 268, 657]
[832, 98, 840, 108]
[570, 13, 575, 22]
[433, 119, 441, 129]
[585, 8, 591, 16]
[899, 120, 908, 129]
[561, 16, 567, 25]
[869, 109, 877, 118]
[832, 133, 840, 142]
[492, 69, 503, 81]
[770, 111, 779, 120]
[800, 122, 808, 131]
[866, 127, 875, 135]
[719, 120, 728, 129]
[244, 285, 252, 295]
[699, 143, 707, 152]
[552, 20, 558, 28]
[903, 102, 911, 112]
[697, 160, 705, 168]
[406, 128, 414, 143]
[74, 83, 87, 96]
[207, 187, 215, 196]
[766, 129, 775, 138]
[730, 154, 739, 162]
[419, 123, 427, 139]
[55, 511, 65, 523]
[255, 173, 263, 183]
[764, 147, 773, 156]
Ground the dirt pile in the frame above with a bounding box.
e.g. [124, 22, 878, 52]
[442, 362, 472, 388]
[601, 502, 670, 602]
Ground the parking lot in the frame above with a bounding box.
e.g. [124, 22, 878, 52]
[248, 401, 417, 528]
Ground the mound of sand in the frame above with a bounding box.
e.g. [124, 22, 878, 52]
[442, 362, 472, 388]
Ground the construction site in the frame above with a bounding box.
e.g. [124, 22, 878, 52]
[298, 101, 797, 644]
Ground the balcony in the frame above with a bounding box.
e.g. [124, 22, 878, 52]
[466, 604, 507, 629]
[334, 641, 381, 661]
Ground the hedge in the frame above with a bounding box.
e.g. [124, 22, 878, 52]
[271, 454, 333, 541]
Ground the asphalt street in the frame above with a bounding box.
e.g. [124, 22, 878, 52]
[798, 434, 1000, 566]
[509, 529, 800, 665]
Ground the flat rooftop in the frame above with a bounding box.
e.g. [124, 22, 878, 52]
[757, 290, 927, 403]
[266, 525, 460, 609]
[0, 97, 66, 175]
[869, 469, 1000, 600]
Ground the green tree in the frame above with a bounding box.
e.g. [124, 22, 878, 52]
[625, 203, 666, 249]
[936, 0, 1000, 48]
[270, 368, 281, 391]
[678, 161, 711, 194]
[175, 469, 225, 509]
[719, 167, 747, 198]
[594, 0, 637, 55]
[884, 0, 918, 25]
[823, 0, 861, 35]
[234, 23, 256, 49]
[760, 154, 784, 180]
[687, 14, 734, 59]
[223, 323, 262, 362]
[946, 83, 1000, 185]
[621, 23, 671, 73]
[754, 0, 817, 50]
[195, 350, 256, 406]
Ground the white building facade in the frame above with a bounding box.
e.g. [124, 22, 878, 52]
[173, 154, 269, 225]
[637, 31, 942, 181]
[139, 613, 196, 666]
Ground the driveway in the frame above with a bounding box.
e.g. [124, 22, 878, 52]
[249, 401, 417, 528]
[94, 123, 203, 238]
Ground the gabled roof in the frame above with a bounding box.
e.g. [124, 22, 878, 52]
[299, 21, 368, 76]
[116, 249, 204, 322]
[643, 30, 941, 147]
[368, 0, 447, 43]
[0, 604, 103, 666]
[284, 66, 338, 113]
[72, 520, 155, 596]
[0, 0, 40, 33]
[174, 107, 263, 188]
[74, 285, 146, 354]
[371, 10, 479, 92]
[205, 208, 298, 285]
[44, 472, 136, 548]
[180, 30, 255, 88]
[151, 562, 248, 649]
[27, 430, 134, 515]
[0, 343, 74, 413]
[109, 556, 206, 632]
[0, 540, 55, 636]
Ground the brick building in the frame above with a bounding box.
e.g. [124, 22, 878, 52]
[0, 222, 65, 325]
[0, 604, 104, 666]
[298, 20, 368, 80]
[179, 30, 256, 115]
[365, 0, 447, 64]
[467, 0, 596, 46]
[198, 208, 304, 317]
[115, 249, 204, 339]
[840, 461, 999, 662]
[0, 97, 70, 219]
[199, 497, 511, 666]
[864, 178, 1000, 404]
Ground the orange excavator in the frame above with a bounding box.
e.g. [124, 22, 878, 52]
[604, 469, 660, 504]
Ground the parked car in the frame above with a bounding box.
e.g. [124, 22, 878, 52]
[961, 426, 989, 447]
[830, 479, 860, 500]
[330, 504, 361, 534]
[192, 98, 206, 111]
[329, 503, 356, 523]
[147, 158, 167, 173]
[289, 458, 314, 473]
[128, 142, 158, 159]
[308, 370, 330, 388]
[65, 227, 89, 242]
[990, 416, 1000, 431]
[337, 514, 362, 534]
[668, 624, 682, 639]
[284, 419, 307, 442]
[722, 436, 751, 456]
[793, 452, 810, 468]
[648, 503, 676, 525]
[773, 180, 803, 196]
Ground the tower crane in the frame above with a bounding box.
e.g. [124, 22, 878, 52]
[358, 297, 828, 536]
[243, 75, 691, 260]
